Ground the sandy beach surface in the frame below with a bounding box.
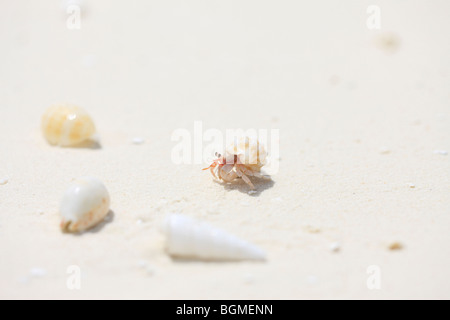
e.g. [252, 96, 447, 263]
[0, 1, 449, 299]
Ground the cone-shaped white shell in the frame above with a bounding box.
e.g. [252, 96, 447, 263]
[164, 214, 266, 261]
[60, 177, 110, 232]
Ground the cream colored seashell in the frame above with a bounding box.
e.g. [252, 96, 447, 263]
[225, 135, 267, 169]
[60, 177, 110, 233]
[163, 214, 266, 261]
[41, 104, 96, 147]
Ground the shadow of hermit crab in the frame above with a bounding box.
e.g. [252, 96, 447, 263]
[214, 178, 275, 196]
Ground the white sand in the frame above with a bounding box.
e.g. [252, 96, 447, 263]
[0, 1, 449, 299]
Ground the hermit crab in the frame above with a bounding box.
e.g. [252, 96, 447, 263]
[203, 136, 267, 189]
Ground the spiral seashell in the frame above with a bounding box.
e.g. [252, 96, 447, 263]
[41, 104, 96, 147]
[163, 214, 266, 261]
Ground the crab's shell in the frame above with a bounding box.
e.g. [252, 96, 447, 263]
[225, 136, 267, 169]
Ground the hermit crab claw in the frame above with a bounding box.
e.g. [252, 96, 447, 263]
[202, 162, 216, 171]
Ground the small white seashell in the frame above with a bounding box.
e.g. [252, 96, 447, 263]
[0, 178, 8, 185]
[163, 214, 266, 261]
[408, 183, 415, 188]
[41, 104, 96, 147]
[60, 177, 110, 233]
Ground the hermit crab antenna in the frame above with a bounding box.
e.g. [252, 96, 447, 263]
[202, 160, 218, 170]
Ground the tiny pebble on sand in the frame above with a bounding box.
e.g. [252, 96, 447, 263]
[329, 242, 340, 252]
[132, 137, 145, 145]
[388, 242, 403, 251]
[304, 226, 321, 234]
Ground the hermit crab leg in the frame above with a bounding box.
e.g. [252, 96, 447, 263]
[249, 171, 263, 178]
[210, 166, 217, 179]
[242, 167, 263, 179]
[203, 162, 218, 179]
[235, 165, 255, 189]
[217, 166, 222, 180]
[241, 174, 255, 189]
